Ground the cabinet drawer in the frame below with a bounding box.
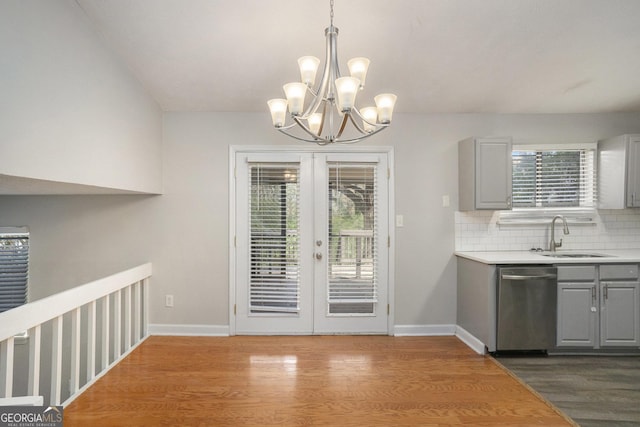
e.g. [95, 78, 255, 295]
[599, 264, 638, 280]
[557, 265, 596, 281]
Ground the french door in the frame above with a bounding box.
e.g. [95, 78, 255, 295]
[234, 150, 390, 335]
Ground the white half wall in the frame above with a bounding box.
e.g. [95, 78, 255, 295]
[0, 0, 162, 194]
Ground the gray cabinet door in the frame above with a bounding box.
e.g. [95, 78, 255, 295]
[600, 281, 640, 347]
[475, 138, 512, 210]
[627, 136, 640, 207]
[557, 283, 598, 347]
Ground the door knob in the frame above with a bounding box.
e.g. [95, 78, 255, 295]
[315, 252, 323, 260]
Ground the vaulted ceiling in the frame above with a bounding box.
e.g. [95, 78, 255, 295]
[76, 0, 640, 114]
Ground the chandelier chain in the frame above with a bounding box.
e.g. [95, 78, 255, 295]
[330, 0, 334, 26]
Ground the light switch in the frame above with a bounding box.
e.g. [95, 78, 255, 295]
[396, 215, 404, 227]
[442, 195, 450, 208]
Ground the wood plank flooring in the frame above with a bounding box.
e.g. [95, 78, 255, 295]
[497, 355, 640, 427]
[64, 336, 575, 426]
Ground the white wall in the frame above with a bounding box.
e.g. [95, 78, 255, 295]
[0, 0, 162, 194]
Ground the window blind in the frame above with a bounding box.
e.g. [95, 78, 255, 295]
[0, 229, 29, 313]
[249, 164, 300, 315]
[512, 149, 597, 208]
[327, 164, 377, 315]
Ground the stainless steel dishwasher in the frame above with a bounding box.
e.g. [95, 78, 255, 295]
[497, 266, 558, 352]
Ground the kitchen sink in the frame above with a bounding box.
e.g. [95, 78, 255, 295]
[539, 252, 613, 258]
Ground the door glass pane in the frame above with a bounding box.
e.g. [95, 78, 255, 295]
[249, 164, 300, 315]
[327, 164, 377, 315]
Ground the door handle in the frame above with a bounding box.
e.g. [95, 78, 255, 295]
[315, 252, 323, 260]
[501, 273, 557, 280]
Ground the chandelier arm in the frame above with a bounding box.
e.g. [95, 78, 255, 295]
[276, 122, 387, 144]
[301, 26, 339, 119]
[292, 115, 326, 141]
[347, 111, 368, 135]
[317, 101, 328, 136]
[277, 127, 332, 145]
[333, 126, 388, 144]
[334, 113, 350, 139]
[350, 107, 383, 129]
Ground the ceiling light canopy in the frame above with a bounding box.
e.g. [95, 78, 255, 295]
[267, 0, 397, 145]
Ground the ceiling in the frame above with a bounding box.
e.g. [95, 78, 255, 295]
[76, 0, 640, 114]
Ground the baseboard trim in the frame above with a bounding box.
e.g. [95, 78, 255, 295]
[393, 324, 456, 336]
[148, 324, 230, 336]
[455, 326, 487, 355]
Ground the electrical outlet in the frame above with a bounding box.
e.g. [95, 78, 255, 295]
[165, 294, 174, 307]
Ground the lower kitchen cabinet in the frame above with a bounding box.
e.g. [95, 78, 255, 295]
[557, 282, 598, 347]
[557, 264, 640, 349]
[600, 281, 640, 346]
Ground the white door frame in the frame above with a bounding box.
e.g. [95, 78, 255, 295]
[228, 145, 395, 336]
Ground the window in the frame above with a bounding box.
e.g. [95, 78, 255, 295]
[249, 164, 300, 315]
[0, 227, 29, 313]
[512, 147, 597, 208]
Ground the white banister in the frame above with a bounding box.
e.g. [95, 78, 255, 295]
[0, 337, 14, 398]
[101, 295, 110, 370]
[87, 300, 96, 381]
[0, 263, 152, 407]
[27, 325, 41, 396]
[0, 264, 152, 341]
[50, 315, 63, 406]
[134, 281, 141, 341]
[113, 289, 122, 360]
[70, 308, 81, 394]
[124, 285, 132, 351]
[142, 278, 149, 336]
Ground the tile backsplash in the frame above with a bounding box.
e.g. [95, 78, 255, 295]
[455, 209, 640, 251]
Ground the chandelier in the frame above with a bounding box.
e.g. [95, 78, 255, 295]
[267, 0, 397, 145]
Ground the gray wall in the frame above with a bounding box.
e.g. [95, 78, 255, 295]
[2, 112, 640, 330]
[150, 111, 640, 329]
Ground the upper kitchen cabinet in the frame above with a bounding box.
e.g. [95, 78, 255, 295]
[598, 134, 640, 209]
[459, 137, 513, 211]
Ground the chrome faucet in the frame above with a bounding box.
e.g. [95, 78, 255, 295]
[549, 215, 570, 252]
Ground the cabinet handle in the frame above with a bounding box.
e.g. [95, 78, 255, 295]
[603, 283, 608, 300]
[592, 285, 596, 303]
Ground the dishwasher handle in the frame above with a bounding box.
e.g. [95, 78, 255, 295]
[501, 273, 557, 281]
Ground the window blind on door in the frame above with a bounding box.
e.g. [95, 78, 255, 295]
[327, 164, 377, 315]
[249, 164, 301, 315]
[512, 149, 597, 208]
[0, 228, 29, 313]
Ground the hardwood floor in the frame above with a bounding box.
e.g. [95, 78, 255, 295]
[497, 355, 640, 427]
[65, 336, 575, 426]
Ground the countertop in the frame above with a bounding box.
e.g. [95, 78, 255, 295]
[455, 249, 640, 265]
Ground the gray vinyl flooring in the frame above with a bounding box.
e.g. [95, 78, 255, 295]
[496, 355, 640, 427]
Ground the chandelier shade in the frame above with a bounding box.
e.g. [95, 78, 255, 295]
[267, 0, 397, 145]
